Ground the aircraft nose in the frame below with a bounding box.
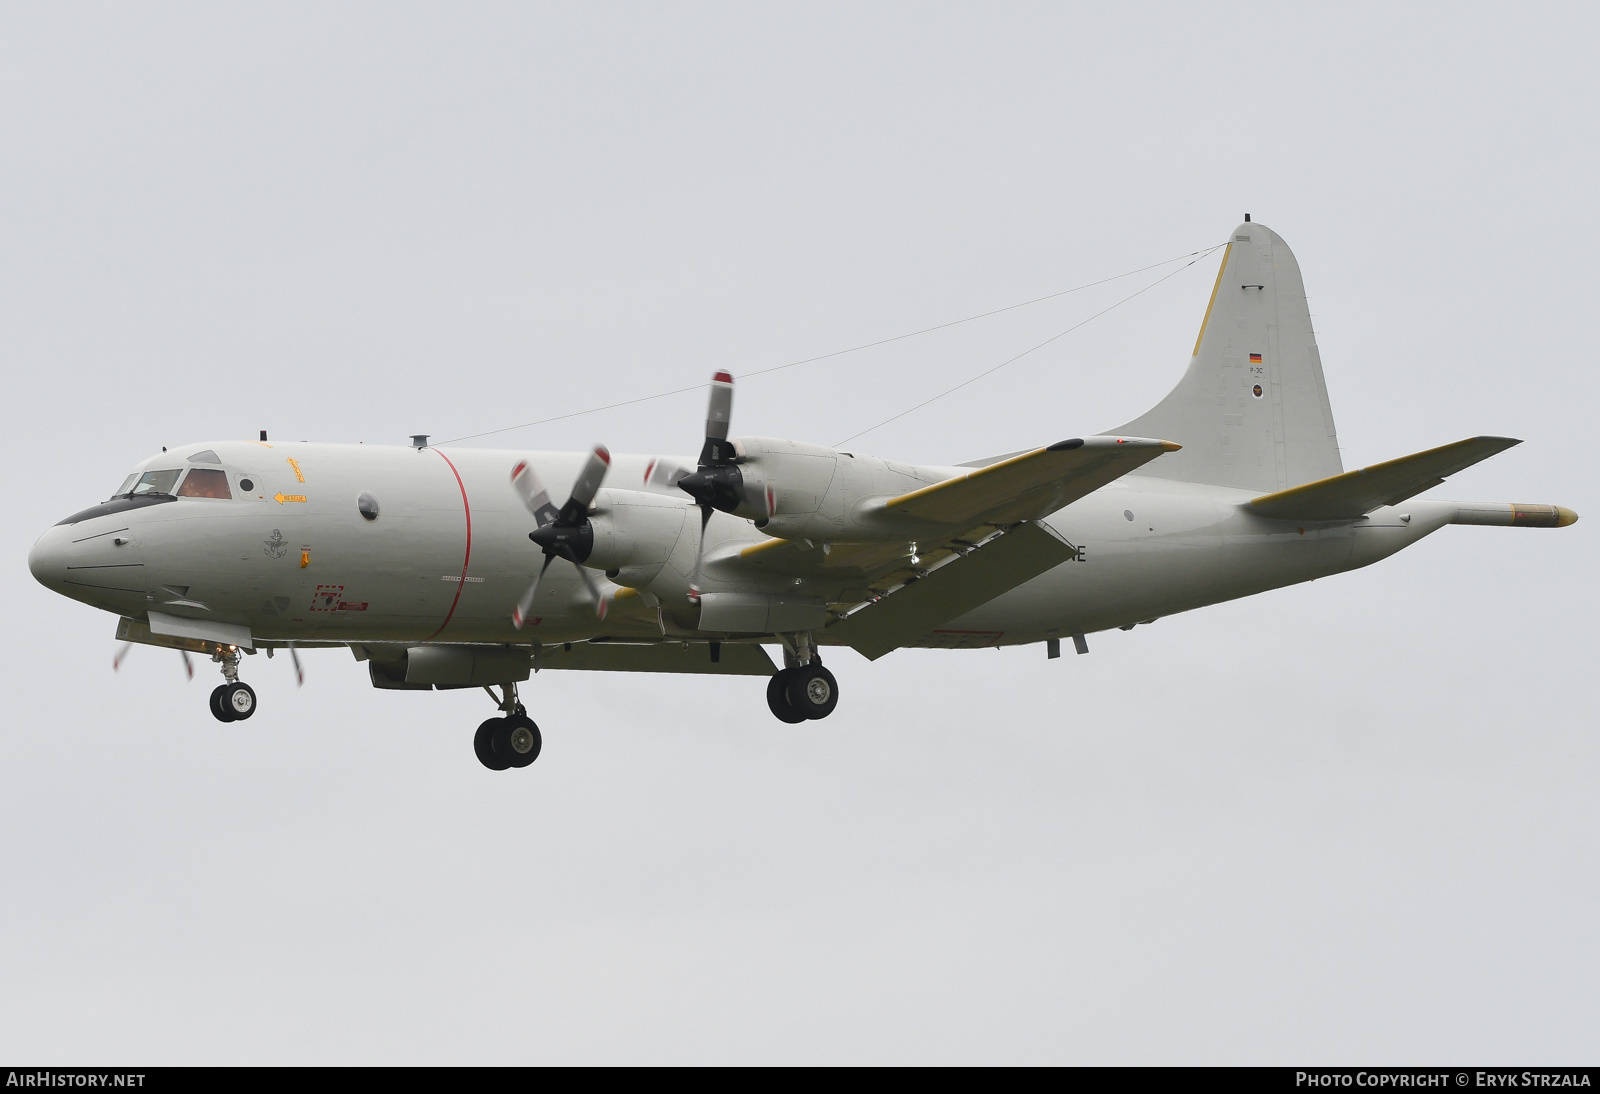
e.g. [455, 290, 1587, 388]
[28, 524, 72, 591]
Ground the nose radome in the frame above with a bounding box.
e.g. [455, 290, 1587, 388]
[28, 525, 71, 591]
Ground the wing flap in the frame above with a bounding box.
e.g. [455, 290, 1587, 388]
[1249, 436, 1521, 521]
[826, 521, 1077, 660]
[884, 436, 1177, 527]
[731, 534, 951, 576]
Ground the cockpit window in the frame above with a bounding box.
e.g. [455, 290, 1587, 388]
[188, 449, 222, 464]
[114, 474, 138, 497]
[129, 469, 182, 497]
[176, 468, 232, 499]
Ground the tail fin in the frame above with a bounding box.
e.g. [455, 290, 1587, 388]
[1107, 220, 1342, 492]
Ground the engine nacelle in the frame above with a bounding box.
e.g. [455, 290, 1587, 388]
[584, 488, 691, 579]
[729, 436, 945, 543]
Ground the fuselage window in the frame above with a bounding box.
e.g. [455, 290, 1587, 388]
[239, 477, 255, 493]
[129, 469, 182, 497]
[177, 468, 233, 499]
[358, 493, 380, 521]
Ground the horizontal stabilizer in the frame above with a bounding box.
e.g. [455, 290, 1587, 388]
[1249, 436, 1520, 521]
[827, 521, 1078, 660]
[886, 435, 1177, 527]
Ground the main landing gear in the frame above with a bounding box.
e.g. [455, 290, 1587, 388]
[208, 645, 257, 723]
[767, 634, 839, 723]
[474, 682, 542, 771]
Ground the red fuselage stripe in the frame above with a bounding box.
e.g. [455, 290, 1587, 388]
[426, 448, 472, 640]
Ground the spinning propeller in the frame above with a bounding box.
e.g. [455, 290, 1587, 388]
[511, 446, 611, 628]
[115, 643, 194, 678]
[645, 372, 775, 600]
[677, 372, 737, 599]
[112, 644, 303, 685]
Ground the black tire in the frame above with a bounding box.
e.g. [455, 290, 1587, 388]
[785, 663, 839, 720]
[210, 684, 237, 723]
[766, 669, 807, 723]
[223, 682, 257, 721]
[475, 718, 511, 771]
[494, 713, 542, 768]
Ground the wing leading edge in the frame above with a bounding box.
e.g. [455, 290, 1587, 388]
[883, 435, 1179, 527]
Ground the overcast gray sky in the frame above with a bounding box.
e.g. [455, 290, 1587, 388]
[3, 2, 1596, 1064]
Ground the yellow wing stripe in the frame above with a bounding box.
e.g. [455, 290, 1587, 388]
[739, 537, 791, 559]
[885, 446, 1047, 510]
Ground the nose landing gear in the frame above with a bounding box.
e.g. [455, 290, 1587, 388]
[208, 646, 257, 723]
[209, 681, 257, 722]
[474, 682, 542, 770]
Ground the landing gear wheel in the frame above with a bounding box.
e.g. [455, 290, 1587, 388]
[494, 713, 542, 768]
[785, 663, 838, 720]
[474, 718, 511, 771]
[209, 684, 237, 723]
[223, 682, 256, 721]
[766, 668, 807, 724]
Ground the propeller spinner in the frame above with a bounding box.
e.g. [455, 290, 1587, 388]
[670, 372, 777, 599]
[511, 446, 612, 628]
[641, 373, 776, 600]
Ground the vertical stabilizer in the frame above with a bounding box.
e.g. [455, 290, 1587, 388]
[1107, 221, 1342, 492]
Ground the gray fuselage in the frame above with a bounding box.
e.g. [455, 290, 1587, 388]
[28, 438, 1443, 651]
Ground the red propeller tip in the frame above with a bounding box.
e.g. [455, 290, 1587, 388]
[713, 371, 732, 383]
[511, 461, 527, 478]
[594, 446, 611, 464]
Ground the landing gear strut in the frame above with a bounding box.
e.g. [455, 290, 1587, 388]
[208, 645, 256, 723]
[767, 634, 838, 722]
[474, 682, 542, 770]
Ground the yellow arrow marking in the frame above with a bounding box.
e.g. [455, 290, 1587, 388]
[286, 457, 305, 483]
[274, 493, 307, 504]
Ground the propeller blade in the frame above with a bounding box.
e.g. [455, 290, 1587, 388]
[512, 555, 556, 630]
[558, 445, 610, 523]
[688, 503, 713, 601]
[113, 642, 132, 672]
[181, 650, 194, 680]
[511, 460, 558, 526]
[289, 646, 304, 687]
[570, 560, 609, 620]
[644, 457, 690, 490]
[699, 372, 735, 466]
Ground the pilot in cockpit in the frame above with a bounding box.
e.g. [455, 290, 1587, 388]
[112, 455, 233, 501]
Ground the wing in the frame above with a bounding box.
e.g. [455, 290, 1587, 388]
[880, 435, 1178, 526]
[1249, 436, 1520, 521]
[713, 434, 1175, 636]
[825, 521, 1078, 660]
